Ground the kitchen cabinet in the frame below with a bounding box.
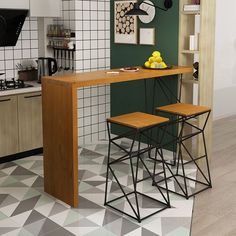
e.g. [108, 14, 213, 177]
[0, 92, 43, 158]
[18, 92, 43, 152]
[0, 0, 29, 9]
[0, 96, 19, 157]
[0, 0, 61, 17]
[29, 0, 61, 17]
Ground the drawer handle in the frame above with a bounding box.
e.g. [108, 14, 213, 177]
[24, 94, 42, 99]
[0, 98, 11, 103]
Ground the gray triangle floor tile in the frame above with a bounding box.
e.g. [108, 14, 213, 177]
[30, 161, 43, 169]
[24, 219, 46, 236]
[24, 210, 46, 226]
[38, 218, 62, 235]
[84, 181, 106, 187]
[120, 218, 140, 236]
[0, 194, 8, 205]
[1, 162, 17, 169]
[0, 227, 20, 235]
[82, 187, 104, 194]
[80, 148, 104, 159]
[103, 209, 122, 226]
[0, 171, 8, 178]
[104, 218, 123, 236]
[11, 166, 37, 176]
[0, 195, 19, 208]
[11, 195, 41, 216]
[161, 217, 191, 235]
[43, 226, 75, 236]
[65, 221, 79, 227]
[79, 170, 97, 181]
[78, 218, 98, 227]
[78, 197, 104, 210]
[49, 202, 69, 217]
[142, 227, 160, 236]
[32, 176, 44, 188]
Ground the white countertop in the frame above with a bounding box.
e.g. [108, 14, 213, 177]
[0, 81, 41, 97]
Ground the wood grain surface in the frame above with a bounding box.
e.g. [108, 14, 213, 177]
[157, 103, 211, 117]
[42, 81, 78, 207]
[43, 66, 192, 87]
[42, 66, 192, 207]
[108, 112, 169, 129]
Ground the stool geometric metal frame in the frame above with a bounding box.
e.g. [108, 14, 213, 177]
[104, 119, 171, 223]
[155, 108, 212, 199]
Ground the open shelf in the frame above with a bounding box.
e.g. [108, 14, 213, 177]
[47, 45, 75, 51]
[179, 0, 216, 160]
[181, 10, 200, 15]
[182, 50, 199, 54]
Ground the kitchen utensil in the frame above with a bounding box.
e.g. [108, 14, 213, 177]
[64, 50, 66, 70]
[68, 51, 71, 71]
[37, 57, 58, 83]
[64, 51, 70, 71]
[120, 67, 139, 72]
[72, 51, 74, 71]
[58, 50, 63, 72]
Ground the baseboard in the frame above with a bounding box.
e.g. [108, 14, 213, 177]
[0, 148, 43, 164]
[213, 112, 236, 121]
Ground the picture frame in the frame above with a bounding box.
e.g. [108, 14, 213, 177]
[139, 28, 155, 45]
[114, 1, 138, 44]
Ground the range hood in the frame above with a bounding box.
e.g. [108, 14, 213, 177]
[0, 9, 28, 47]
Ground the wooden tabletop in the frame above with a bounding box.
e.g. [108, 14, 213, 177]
[42, 66, 192, 87]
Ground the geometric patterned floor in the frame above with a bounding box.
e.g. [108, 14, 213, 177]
[0, 140, 196, 236]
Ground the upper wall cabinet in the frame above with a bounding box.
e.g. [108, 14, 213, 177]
[29, 0, 61, 17]
[0, 0, 61, 17]
[0, 0, 29, 9]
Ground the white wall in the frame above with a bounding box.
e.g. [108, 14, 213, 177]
[213, 0, 236, 119]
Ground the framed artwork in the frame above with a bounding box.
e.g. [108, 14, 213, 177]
[114, 1, 138, 44]
[139, 28, 155, 45]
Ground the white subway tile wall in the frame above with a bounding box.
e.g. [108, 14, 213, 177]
[61, 0, 111, 144]
[0, 1, 110, 146]
[0, 18, 38, 80]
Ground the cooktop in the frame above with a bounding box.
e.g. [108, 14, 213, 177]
[0, 78, 33, 91]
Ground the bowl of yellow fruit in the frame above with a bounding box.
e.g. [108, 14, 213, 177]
[144, 51, 171, 70]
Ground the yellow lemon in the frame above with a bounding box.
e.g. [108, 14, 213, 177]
[144, 61, 150, 68]
[148, 57, 155, 63]
[152, 51, 161, 57]
[156, 63, 162, 69]
[155, 56, 163, 63]
[150, 62, 156, 68]
[160, 62, 167, 68]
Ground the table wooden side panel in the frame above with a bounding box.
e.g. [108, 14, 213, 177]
[42, 80, 78, 207]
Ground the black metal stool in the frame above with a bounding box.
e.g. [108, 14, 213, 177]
[104, 112, 171, 222]
[155, 103, 212, 199]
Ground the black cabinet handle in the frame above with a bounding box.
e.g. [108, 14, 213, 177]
[0, 98, 11, 103]
[24, 94, 42, 99]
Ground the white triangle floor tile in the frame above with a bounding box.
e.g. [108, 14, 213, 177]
[0, 202, 20, 217]
[66, 226, 99, 236]
[124, 227, 142, 236]
[48, 210, 72, 226]
[10, 211, 32, 227]
[0, 140, 196, 236]
[86, 209, 106, 226]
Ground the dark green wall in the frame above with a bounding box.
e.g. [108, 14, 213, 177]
[110, 1, 179, 137]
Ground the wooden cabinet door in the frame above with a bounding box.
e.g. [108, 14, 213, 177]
[29, 0, 61, 17]
[0, 96, 19, 157]
[18, 92, 43, 152]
